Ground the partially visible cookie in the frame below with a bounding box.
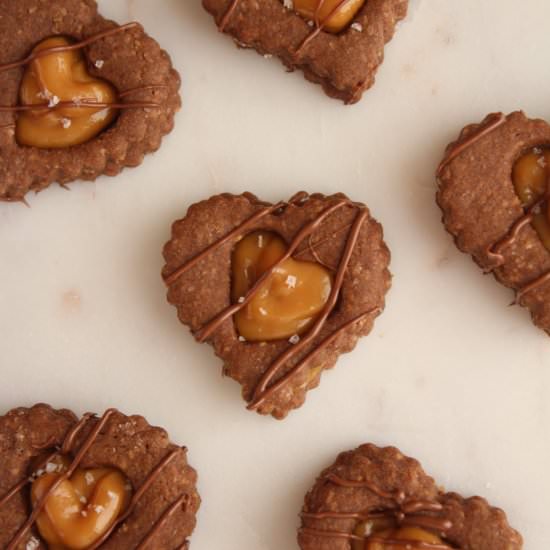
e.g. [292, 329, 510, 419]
[162, 192, 391, 419]
[437, 111, 550, 334]
[0, 404, 200, 549]
[202, 0, 408, 104]
[0, 0, 181, 202]
[299, 443, 522, 549]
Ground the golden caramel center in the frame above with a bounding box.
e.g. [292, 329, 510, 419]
[231, 231, 332, 341]
[16, 36, 118, 149]
[512, 147, 550, 251]
[31, 457, 131, 550]
[353, 524, 450, 550]
[292, 0, 366, 33]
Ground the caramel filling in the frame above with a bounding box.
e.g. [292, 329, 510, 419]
[31, 457, 131, 550]
[16, 37, 118, 149]
[292, 0, 366, 33]
[232, 231, 332, 341]
[353, 523, 451, 550]
[512, 147, 550, 251]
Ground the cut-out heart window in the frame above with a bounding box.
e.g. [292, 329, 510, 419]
[232, 230, 333, 341]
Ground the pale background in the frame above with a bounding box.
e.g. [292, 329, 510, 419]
[1, 0, 549, 548]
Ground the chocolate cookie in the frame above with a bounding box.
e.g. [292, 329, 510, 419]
[162, 192, 391, 419]
[0, 404, 200, 549]
[299, 443, 522, 549]
[0, 0, 181, 203]
[202, 0, 408, 104]
[437, 111, 550, 334]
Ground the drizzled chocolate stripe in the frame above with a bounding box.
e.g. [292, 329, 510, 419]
[483, 196, 550, 301]
[299, 472, 454, 549]
[163, 199, 288, 287]
[136, 494, 189, 550]
[300, 528, 453, 549]
[0, 22, 142, 73]
[217, 0, 360, 56]
[248, 207, 370, 407]
[5, 409, 189, 550]
[248, 308, 379, 410]
[87, 448, 183, 549]
[295, 0, 358, 55]
[0, 101, 159, 112]
[0, 412, 93, 510]
[193, 199, 350, 342]
[436, 113, 507, 177]
[515, 270, 550, 304]
[7, 409, 118, 549]
[485, 200, 543, 267]
[0, 22, 164, 115]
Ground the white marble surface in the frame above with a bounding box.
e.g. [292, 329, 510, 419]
[1, 0, 549, 548]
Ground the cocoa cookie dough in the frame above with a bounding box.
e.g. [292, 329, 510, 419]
[162, 192, 391, 419]
[437, 111, 550, 335]
[0, 0, 181, 203]
[0, 404, 200, 549]
[202, 0, 408, 104]
[299, 443, 522, 549]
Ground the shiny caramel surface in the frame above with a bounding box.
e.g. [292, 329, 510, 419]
[16, 37, 118, 149]
[293, 0, 366, 33]
[31, 457, 131, 549]
[512, 147, 550, 251]
[232, 231, 332, 341]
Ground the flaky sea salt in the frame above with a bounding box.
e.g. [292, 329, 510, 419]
[283, 0, 293, 9]
[289, 334, 300, 344]
[26, 537, 40, 550]
[95, 59, 105, 69]
[61, 118, 72, 129]
[48, 95, 60, 108]
[351, 22, 363, 32]
[285, 275, 297, 288]
[85, 472, 94, 485]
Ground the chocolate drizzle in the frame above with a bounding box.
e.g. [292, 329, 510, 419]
[2, 409, 191, 549]
[218, 0, 363, 56]
[163, 193, 379, 411]
[295, 0, 358, 56]
[0, 22, 164, 117]
[300, 473, 455, 549]
[483, 192, 550, 303]
[436, 113, 507, 178]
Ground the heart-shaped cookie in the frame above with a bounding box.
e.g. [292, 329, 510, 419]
[202, 0, 408, 104]
[0, 0, 181, 202]
[299, 443, 522, 549]
[437, 111, 550, 334]
[0, 404, 200, 549]
[162, 192, 391, 419]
